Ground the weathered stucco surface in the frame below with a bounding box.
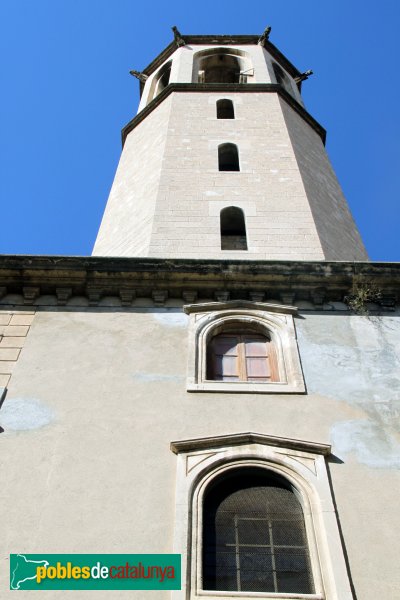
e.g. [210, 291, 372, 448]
[1, 307, 399, 599]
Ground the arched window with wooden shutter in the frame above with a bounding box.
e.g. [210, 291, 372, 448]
[207, 330, 278, 382]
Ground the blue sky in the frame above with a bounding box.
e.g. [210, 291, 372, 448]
[1, 0, 399, 260]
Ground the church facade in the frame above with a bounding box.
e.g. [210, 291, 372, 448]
[1, 29, 399, 600]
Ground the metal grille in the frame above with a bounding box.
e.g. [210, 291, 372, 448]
[202, 468, 314, 594]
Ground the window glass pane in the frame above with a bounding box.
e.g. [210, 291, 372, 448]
[246, 357, 270, 378]
[244, 339, 268, 356]
[237, 518, 269, 545]
[239, 548, 274, 591]
[208, 331, 278, 382]
[221, 355, 238, 377]
[203, 468, 314, 594]
[214, 336, 238, 356]
[275, 548, 314, 593]
[272, 519, 307, 546]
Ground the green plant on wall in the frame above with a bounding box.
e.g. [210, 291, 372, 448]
[345, 274, 382, 314]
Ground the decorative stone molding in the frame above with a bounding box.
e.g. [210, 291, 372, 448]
[183, 301, 305, 393]
[152, 290, 168, 306]
[214, 290, 230, 302]
[56, 287, 72, 306]
[0, 256, 398, 310]
[182, 290, 198, 304]
[171, 432, 353, 600]
[311, 287, 326, 307]
[119, 288, 136, 306]
[249, 290, 265, 302]
[22, 286, 39, 305]
[86, 285, 103, 306]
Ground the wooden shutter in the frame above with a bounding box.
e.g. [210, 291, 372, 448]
[208, 332, 279, 382]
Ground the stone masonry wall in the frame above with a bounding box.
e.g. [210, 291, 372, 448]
[0, 310, 35, 389]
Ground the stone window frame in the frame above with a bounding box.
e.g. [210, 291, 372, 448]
[170, 432, 354, 600]
[184, 301, 306, 393]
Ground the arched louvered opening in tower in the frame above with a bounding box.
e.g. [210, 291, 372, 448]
[216, 99, 235, 119]
[218, 144, 240, 172]
[220, 206, 247, 250]
[202, 467, 315, 594]
[272, 62, 293, 96]
[198, 52, 241, 83]
[147, 61, 172, 104]
[156, 62, 171, 95]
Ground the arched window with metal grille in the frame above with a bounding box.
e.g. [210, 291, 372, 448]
[202, 467, 314, 594]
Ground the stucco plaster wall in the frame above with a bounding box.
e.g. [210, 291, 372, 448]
[1, 307, 399, 599]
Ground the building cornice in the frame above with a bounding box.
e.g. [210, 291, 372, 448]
[0, 256, 398, 309]
[122, 83, 326, 146]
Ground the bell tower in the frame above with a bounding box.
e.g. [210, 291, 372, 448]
[92, 28, 368, 261]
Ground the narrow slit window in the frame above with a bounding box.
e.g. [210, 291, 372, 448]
[218, 143, 239, 171]
[217, 99, 235, 119]
[220, 206, 247, 250]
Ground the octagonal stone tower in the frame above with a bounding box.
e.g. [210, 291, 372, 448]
[92, 30, 368, 261]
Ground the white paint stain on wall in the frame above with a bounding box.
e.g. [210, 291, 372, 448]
[0, 398, 54, 431]
[297, 314, 400, 469]
[132, 373, 184, 383]
[152, 311, 188, 328]
[331, 420, 400, 469]
[297, 315, 400, 409]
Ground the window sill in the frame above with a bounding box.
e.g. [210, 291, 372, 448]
[187, 380, 306, 394]
[195, 590, 323, 599]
